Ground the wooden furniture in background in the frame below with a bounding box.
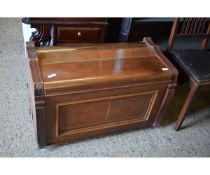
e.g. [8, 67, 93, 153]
[119, 18, 173, 43]
[167, 18, 210, 130]
[26, 38, 177, 147]
[22, 18, 108, 47]
[104, 18, 122, 43]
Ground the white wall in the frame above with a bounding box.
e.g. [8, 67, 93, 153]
[22, 23, 35, 42]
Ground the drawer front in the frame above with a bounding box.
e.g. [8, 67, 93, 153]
[56, 27, 102, 43]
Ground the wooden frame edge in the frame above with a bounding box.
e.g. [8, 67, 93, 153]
[26, 42, 47, 148]
[143, 37, 178, 126]
[143, 37, 178, 84]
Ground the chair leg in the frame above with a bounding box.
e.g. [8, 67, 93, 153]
[175, 81, 198, 131]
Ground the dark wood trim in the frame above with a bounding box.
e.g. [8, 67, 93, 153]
[26, 42, 44, 96]
[144, 37, 178, 126]
[35, 99, 47, 148]
[200, 22, 210, 49]
[153, 83, 177, 127]
[167, 18, 180, 50]
[177, 33, 210, 38]
[27, 42, 47, 147]
[22, 18, 108, 25]
[175, 78, 198, 131]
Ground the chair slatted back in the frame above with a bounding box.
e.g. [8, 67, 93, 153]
[167, 18, 210, 50]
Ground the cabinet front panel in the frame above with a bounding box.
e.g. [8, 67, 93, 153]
[53, 92, 158, 139]
[107, 92, 156, 123]
[45, 83, 168, 144]
[58, 99, 109, 136]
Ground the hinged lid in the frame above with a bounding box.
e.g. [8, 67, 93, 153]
[27, 38, 177, 96]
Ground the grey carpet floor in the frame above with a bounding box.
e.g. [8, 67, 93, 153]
[0, 18, 210, 157]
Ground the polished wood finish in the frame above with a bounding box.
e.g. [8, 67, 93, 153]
[22, 18, 108, 47]
[27, 38, 177, 147]
[167, 18, 210, 131]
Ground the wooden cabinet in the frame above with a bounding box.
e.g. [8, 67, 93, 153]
[26, 38, 178, 147]
[22, 18, 108, 46]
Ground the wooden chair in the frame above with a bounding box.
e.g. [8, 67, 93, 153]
[167, 18, 210, 131]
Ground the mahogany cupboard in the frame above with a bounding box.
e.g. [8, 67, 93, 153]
[26, 38, 177, 147]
